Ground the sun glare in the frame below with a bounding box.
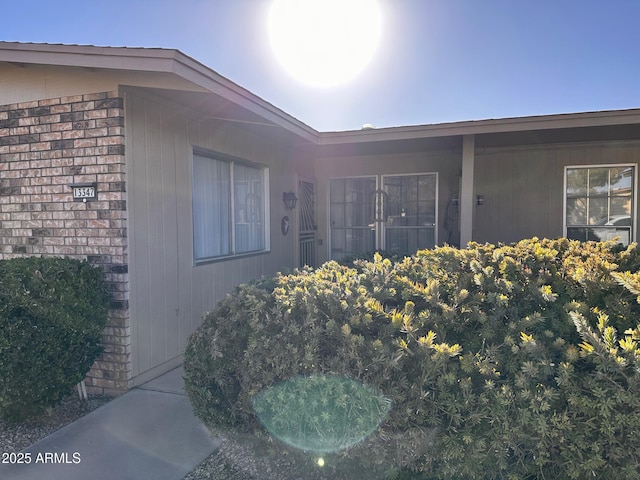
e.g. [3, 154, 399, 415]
[267, 0, 383, 88]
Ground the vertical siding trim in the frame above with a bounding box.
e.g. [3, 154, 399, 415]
[460, 135, 475, 246]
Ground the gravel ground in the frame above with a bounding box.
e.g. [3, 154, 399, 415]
[0, 394, 112, 454]
[183, 430, 398, 480]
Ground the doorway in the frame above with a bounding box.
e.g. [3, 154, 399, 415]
[329, 173, 437, 260]
[298, 179, 317, 267]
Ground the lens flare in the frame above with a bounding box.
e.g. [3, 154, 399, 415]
[267, 0, 383, 87]
[252, 374, 391, 453]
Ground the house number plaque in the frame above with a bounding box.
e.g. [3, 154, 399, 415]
[71, 183, 97, 202]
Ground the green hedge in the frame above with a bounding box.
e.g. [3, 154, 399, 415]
[185, 238, 640, 479]
[0, 256, 110, 422]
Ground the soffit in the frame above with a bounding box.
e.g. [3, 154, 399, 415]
[128, 87, 314, 147]
[319, 109, 640, 144]
[316, 110, 640, 157]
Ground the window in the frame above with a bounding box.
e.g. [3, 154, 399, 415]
[565, 165, 635, 245]
[192, 150, 269, 262]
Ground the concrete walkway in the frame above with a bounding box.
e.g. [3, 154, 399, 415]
[1, 366, 221, 480]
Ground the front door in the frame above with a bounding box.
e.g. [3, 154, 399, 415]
[381, 173, 438, 254]
[298, 179, 317, 267]
[329, 173, 437, 260]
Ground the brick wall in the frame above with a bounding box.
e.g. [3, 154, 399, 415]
[0, 91, 130, 395]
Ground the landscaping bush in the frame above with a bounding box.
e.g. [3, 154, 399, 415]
[184, 238, 640, 479]
[0, 256, 110, 422]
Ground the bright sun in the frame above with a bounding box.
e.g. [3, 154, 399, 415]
[267, 0, 383, 88]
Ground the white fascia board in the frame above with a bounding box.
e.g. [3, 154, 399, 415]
[0, 42, 178, 72]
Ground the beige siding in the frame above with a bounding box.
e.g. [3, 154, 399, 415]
[0, 63, 204, 107]
[474, 141, 640, 244]
[125, 89, 299, 382]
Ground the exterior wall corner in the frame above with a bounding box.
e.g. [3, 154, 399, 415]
[0, 90, 131, 395]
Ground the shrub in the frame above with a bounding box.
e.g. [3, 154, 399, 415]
[0, 256, 110, 422]
[184, 238, 640, 479]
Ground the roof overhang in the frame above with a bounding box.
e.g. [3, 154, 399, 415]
[314, 108, 640, 156]
[0, 41, 318, 143]
[2, 42, 640, 152]
[318, 108, 640, 145]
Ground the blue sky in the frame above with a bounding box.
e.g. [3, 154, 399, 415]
[3, 0, 640, 131]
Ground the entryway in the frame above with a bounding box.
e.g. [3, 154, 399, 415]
[329, 173, 438, 260]
[298, 178, 317, 267]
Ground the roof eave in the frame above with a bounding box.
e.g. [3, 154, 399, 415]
[3, 42, 640, 147]
[318, 108, 640, 145]
[0, 42, 319, 143]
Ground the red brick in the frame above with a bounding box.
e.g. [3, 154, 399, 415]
[72, 101, 95, 112]
[74, 138, 97, 148]
[18, 117, 38, 126]
[64, 237, 87, 246]
[86, 127, 109, 137]
[73, 174, 97, 183]
[85, 109, 107, 119]
[41, 185, 65, 194]
[50, 122, 73, 131]
[87, 219, 110, 229]
[83, 92, 108, 101]
[17, 100, 38, 109]
[61, 95, 84, 104]
[50, 104, 72, 113]
[50, 158, 73, 167]
[9, 126, 30, 135]
[20, 152, 41, 161]
[39, 114, 61, 124]
[42, 237, 65, 246]
[30, 142, 51, 151]
[9, 144, 30, 153]
[73, 210, 98, 219]
[51, 193, 71, 202]
[64, 219, 87, 228]
[40, 132, 62, 141]
[39, 98, 62, 107]
[97, 136, 123, 146]
[31, 177, 52, 186]
[62, 129, 85, 139]
[51, 175, 74, 185]
[41, 150, 63, 160]
[51, 211, 75, 220]
[85, 146, 109, 156]
[84, 164, 108, 174]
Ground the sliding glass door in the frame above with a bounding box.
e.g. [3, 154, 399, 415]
[329, 177, 377, 260]
[383, 173, 437, 255]
[329, 173, 437, 260]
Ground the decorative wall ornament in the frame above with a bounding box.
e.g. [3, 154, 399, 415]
[281, 216, 290, 235]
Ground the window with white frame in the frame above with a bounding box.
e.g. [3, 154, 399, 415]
[192, 150, 269, 262]
[565, 165, 635, 245]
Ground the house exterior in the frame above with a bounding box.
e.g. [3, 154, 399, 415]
[2, 42, 639, 394]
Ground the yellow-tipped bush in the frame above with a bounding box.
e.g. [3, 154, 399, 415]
[185, 239, 640, 479]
